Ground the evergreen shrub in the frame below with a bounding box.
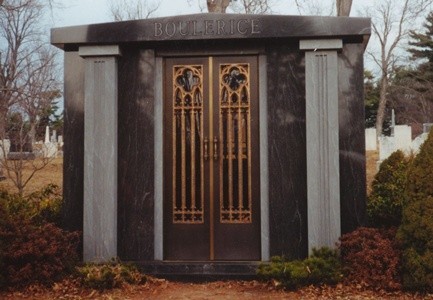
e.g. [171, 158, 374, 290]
[27, 183, 63, 225]
[257, 247, 343, 289]
[398, 131, 433, 292]
[2, 184, 63, 225]
[367, 150, 411, 228]
[76, 260, 147, 290]
[0, 198, 10, 288]
[339, 227, 401, 291]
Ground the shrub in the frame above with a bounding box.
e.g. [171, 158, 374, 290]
[257, 247, 343, 289]
[398, 131, 433, 292]
[27, 184, 63, 225]
[0, 186, 78, 288]
[367, 150, 411, 228]
[339, 227, 401, 291]
[0, 184, 63, 226]
[76, 260, 147, 290]
[0, 220, 80, 287]
[0, 198, 10, 288]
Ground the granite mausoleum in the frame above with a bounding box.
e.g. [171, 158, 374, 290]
[51, 13, 370, 276]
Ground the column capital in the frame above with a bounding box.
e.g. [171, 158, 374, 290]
[300, 39, 343, 51]
[79, 45, 121, 57]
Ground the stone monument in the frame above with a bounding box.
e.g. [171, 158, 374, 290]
[51, 13, 370, 275]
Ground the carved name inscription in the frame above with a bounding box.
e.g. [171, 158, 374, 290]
[154, 19, 261, 37]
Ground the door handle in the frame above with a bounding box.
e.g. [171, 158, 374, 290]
[213, 136, 219, 161]
[204, 137, 209, 160]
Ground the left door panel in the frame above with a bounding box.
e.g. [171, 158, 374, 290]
[163, 57, 210, 260]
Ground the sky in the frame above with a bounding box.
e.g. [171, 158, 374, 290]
[45, 0, 409, 113]
[46, 0, 408, 78]
[50, 0, 198, 27]
[50, 0, 372, 28]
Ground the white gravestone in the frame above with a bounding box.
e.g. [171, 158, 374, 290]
[365, 128, 377, 151]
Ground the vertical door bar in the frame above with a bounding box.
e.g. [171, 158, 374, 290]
[172, 110, 177, 217]
[181, 109, 186, 215]
[238, 106, 243, 210]
[209, 56, 215, 260]
[228, 109, 234, 217]
[191, 109, 196, 210]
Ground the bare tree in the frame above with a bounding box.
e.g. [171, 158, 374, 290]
[108, 0, 160, 21]
[0, 0, 61, 194]
[293, 0, 335, 16]
[231, 0, 273, 14]
[0, 0, 47, 139]
[20, 48, 60, 145]
[365, 0, 433, 138]
[294, 0, 351, 16]
[1, 112, 55, 196]
[207, 0, 231, 12]
[336, 0, 352, 16]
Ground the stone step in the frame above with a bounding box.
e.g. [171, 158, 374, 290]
[136, 261, 261, 279]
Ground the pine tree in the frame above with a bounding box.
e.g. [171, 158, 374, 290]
[408, 12, 433, 85]
[409, 12, 433, 64]
[364, 70, 380, 129]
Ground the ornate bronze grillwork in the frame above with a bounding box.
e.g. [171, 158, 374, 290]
[172, 65, 204, 224]
[219, 63, 252, 223]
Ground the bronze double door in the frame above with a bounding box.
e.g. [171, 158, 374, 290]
[163, 55, 261, 261]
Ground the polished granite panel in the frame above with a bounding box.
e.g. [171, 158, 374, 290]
[267, 44, 308, 259]
[51, 14, 370, 49]
[62, 52, 84, 236]
[117, 48, 155, 260]
[338, 43, 367, 233]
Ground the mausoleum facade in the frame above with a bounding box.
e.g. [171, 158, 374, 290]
[52, 13, 370, 276]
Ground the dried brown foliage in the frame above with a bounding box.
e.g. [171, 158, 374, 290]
[339, 227, 402, 291]
[1, 220, 79, 287]
[1, 278, 432, 299]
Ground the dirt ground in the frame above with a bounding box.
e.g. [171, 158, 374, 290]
[2, 151, 414, 299]
[1, 278, 432, 300]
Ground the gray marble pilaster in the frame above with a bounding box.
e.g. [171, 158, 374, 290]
[303, 39, 342, 253]
[79, 45, 121, 262]
[259, 54, 270, 261]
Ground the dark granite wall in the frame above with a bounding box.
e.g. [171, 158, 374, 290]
[266, 43, 308, 259]
[56, 14, 369, 267]
[62, 52, 84, 237]
[338, 43, 367, 233]
[117, 48, 155, 260]
[60, 39, 366, 263]
[266, 42, 366, 259]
